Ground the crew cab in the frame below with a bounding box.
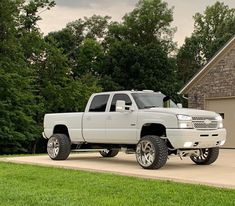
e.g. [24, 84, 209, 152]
[43, 90, 226, 169]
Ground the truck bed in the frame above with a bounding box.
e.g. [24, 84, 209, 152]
[44, 113, 84, 142]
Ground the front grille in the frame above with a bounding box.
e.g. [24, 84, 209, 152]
[193, 122, 218, 129]
[192, 116, 218, 130]
[192, 116, 216, 121]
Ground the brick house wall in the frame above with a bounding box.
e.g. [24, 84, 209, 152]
[187, 46, 235, 109]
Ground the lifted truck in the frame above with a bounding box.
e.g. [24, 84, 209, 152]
[43, 90, 226, 169]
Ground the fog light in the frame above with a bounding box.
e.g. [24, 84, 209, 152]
[220, 140, 225, 146]
[179, 122, 188, 128]
[184, 142, 193, 147]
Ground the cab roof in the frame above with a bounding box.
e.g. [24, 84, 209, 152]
[93, 90, 162, 95]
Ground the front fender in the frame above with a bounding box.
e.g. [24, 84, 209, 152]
[136, 112, 178, 140]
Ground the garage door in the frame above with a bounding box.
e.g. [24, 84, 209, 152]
[206, 98, 235, 148]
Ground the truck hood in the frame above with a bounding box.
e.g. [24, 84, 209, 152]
[144, 108, 218, 117]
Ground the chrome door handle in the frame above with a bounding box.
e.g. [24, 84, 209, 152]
[131, 122, 136, 126]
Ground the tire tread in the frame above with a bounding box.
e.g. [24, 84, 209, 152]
[48, 133, 71, 160]
[100, 149, 119, 157]
[190, 147, 219, 165]
[137, 135, 168, 169]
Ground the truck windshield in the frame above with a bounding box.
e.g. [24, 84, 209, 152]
[131, 93, 177, 109]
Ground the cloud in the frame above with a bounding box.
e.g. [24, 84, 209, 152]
[55, 0, 138, 9]
[41, 0, 235, 46]
[38, 1, 137, 36]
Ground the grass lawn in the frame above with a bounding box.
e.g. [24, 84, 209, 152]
[0, 162, 234, 206]
[0, 154, 47, 158]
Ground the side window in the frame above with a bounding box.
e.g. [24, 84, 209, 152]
[110, 94, 132, 112]
[89, 95, 109, 112]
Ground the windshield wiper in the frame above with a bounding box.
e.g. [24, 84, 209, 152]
[143, 105, 158, 109]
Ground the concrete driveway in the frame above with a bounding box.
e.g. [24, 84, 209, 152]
[2, 149, 235, 189]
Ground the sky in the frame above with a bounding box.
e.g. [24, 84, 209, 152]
[38, 0, 235, 46]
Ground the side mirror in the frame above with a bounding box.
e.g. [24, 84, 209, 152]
[116, 100, 126, 112]
[177, 103, 183, 109]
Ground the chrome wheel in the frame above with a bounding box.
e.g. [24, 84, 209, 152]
[190, 147, 219, 165]
[47, 137, 60, 158]
[136, 140, 155, 167]
[101, 149, 110, 154]
[99, 149, 119, 157]
[191, 149, 209, 162]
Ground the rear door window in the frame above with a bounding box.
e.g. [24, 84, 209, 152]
[89, 95, 109, 112]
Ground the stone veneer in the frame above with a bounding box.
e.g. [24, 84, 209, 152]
[188, 45, 235, 109]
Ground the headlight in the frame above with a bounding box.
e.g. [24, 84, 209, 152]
[216, 115, 223, 128]
[177, 115, 192, 121]
[218, 122, 223, 129]
[215, 115, 223, 121]
[177, 115, 193, 129]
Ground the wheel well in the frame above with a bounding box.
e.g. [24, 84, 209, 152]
[53, 125, 70, 138]
[140, 123, 166, 138]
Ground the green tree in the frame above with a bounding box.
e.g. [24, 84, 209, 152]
[46, 16, 110, 59]
[176, 36, 202, 84]
[75, 38, 105, 77]
[177, 1, 235, 84]
[107, 0, 176, 52]
[18, 0, 55, 32]
[35, 39, 102, 113]
[0, 0, 101, 154]
[102, 0, 178, 99]
[193, 2, 235, 60]
[46, 15, 109, 80]
[0, 0, 40, 154]
[102, 40, 177, 96]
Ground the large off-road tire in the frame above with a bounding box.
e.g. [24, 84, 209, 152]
[47, 134, 71, 160]
[136, 135, 168, 169]
[190, 147, 219, 165]
[99, 149, 119, 157]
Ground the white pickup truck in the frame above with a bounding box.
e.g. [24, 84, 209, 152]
[43, 90, 226, 169]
